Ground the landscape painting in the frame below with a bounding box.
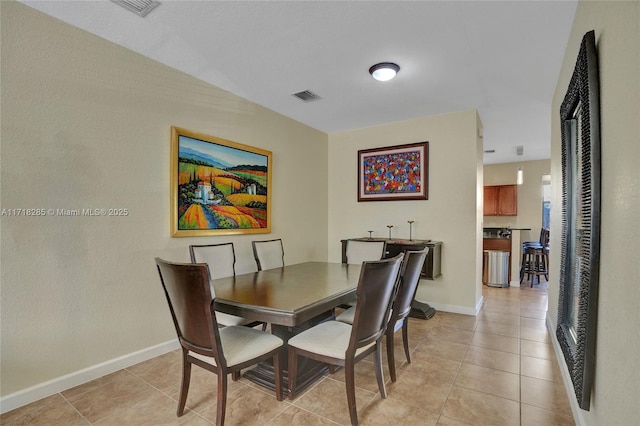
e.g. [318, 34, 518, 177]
[170, 127, 272, 236]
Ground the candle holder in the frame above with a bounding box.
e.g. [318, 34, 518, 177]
[367, 230, 374, 239]
[387, 225, 394, 240]
[408, 220, 414, 241]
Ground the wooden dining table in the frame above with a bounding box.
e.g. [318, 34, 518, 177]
[212, 261, 362, 394]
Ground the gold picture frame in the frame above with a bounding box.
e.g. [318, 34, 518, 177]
[170, 127, 272, 237]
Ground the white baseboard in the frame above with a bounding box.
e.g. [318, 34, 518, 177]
[509, 280, 521, 287]
[546, 317, 585, 426]
[428, 301, 478, 316]
[0, 339, 180, 414]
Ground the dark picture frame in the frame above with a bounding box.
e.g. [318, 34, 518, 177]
[357, 142, 429, 202]
[170, 126, 272, 237]
[557, 30, 601, 411]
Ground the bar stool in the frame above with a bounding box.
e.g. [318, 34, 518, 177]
[520, 244, 549, 286]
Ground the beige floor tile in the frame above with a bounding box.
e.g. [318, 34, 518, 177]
[521, 317, 547, 330]
[268, 405, 337, 425]
[93, 390, 195, 425]
[408, 346, 463, 375]
[427, 326, 474, 345]
[475, 320, 520, 338]
[0, 394, 66, 423]
[470, 331, 520, 354]
[521, 376, 572, 416]
[66, 370, 159, 423]
[178, 414, 215, 425]
[165, 364, 248, 413]
[482, 300, 521, 316]
[477, 311, 520, 326]
[415, 340, 469, 362]
[463, 345, 520, 374]
[521, 403, 576, 426]
[199, 385, 288, 426]
[384, 361, 458, 413]
[359, 395, 440, 426]
[442, 386, 520, 426]
[0, 394, 89, 426]
[125, 350, 183, 393]
[521, 355, 564, 383]
[521, 340, 555, 360]
[453, 362, 520, 401]
[61, 370, 132, 401]
[330, 357, 391, 393]
[291, 377, 376, 425]
[436, 313, 478, 331]
[521, 326, 551, 343]
[436, 415, 474, 425]
[520, 307, 548, 319]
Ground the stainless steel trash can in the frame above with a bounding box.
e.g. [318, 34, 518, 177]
[483, 250, 510, 287]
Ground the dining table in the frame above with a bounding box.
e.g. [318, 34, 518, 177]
[212, 261, 362, 394]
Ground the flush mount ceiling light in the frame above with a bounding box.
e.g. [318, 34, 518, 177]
[369, 62, 400, 82]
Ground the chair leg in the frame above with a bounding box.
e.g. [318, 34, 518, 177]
[373, 342, 387, 399]
[273, 351, 283, 401]
[288, 348, 298, 400]
[216, 371, 228, 426]
[402, 321, 411, 364]
[386, 331, 397, 383]
[345, 358, 358, 426]
[231, 371, 240, 381]
[177, 352, 191, 416]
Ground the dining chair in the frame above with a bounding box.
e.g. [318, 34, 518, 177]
[340, 239, 388, 308]
[189, 242, 266, 329]
[251, 238, 284, 271]
[287, 254, 404, 426]
[336, 249, 429, 382]
[155, 258, 283, 426]
[345, 239, 387, 265]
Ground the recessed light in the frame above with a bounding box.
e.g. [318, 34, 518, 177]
[369, 62, 400, 82]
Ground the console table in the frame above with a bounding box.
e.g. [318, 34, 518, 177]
[340, 238, 442, 319]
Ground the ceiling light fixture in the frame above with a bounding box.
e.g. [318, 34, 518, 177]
[369, 62, 400, 82]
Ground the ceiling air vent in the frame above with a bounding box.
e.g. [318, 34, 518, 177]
[292, 90, 321, 102]
[111, 0, 160, 17]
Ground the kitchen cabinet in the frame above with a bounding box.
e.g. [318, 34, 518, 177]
[483, 184, 517, 216]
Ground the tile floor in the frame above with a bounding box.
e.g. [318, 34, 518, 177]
[2, 281, 575, 425]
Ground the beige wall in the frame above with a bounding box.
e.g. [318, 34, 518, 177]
[548, 1, 639, 424]
[1, 2, 329, 397]
[483, 159, 551, 243]
[327, 110, 484, 314]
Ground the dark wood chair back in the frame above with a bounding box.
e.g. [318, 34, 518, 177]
[155, 258, 223, 363]
[391, 249, 429, 324]
[349, 253, 404, 353]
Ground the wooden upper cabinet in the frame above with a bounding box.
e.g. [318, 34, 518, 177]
[483, 184, 517, 216]
[483, 186, 499, 216]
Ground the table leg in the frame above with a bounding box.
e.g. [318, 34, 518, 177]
[243, 310, 334, 396]
[410, 300, 437, 320]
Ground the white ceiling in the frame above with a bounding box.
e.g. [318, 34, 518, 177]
[21, 0, 577, 164]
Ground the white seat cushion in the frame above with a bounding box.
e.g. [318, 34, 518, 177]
[215, 312, 254, 327]
[337, 306, 402, 331]
[336, 306, 355, 324]
[288, 320, 374, 359]
[191, 325, 283, 368]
